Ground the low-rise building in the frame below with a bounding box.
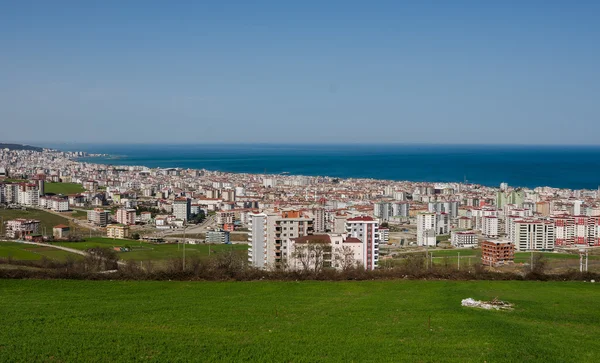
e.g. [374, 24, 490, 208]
[106, 224, 130, 239]
[4, 219, 40, 239]
[52, 224, 70, 239]
[450, 231, 478, 248]
[206, 230, 230, 244]
[481, 240, 515, 266]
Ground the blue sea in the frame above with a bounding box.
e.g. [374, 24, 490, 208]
[49, 144, 600, 190]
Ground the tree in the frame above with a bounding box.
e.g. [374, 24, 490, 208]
[291, 242, 331, 273]
[334, 246, 356, 270]
[131, 232, 140, 240]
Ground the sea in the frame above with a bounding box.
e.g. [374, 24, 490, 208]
[49, 144, 600, 190]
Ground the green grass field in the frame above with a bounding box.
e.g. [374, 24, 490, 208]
[44, 182, 84, 195]
[0, 280, 599, 362]
[55, 237, 248, 261]
[0, 208, 84, 234]
[0, 242, 75, 261]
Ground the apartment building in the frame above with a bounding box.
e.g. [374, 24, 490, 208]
[513, 219, 555, 251]
[206, 230, 230, 244]
[417, 212, 437, 247]
[482, 215, 499, 238]
[287, 234, 364, 271]
[39, 196, 69, 212]
[481, 240, 515, 266]
[451, 231, 478, 248]
[248, 210, 314, 269]
[88, 208, 110, 227]
[345, 216, 379, 270]
[17, 183, 39, 206]
[173, 197, 191, 222]
[106, 224, 130, 239]
[116, 208, 136, 225]
[4, 219, 40, 239]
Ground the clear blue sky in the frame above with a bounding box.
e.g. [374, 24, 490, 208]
[1, 1, 599, 145]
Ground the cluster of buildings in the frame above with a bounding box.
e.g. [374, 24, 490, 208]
[3, 146, 600, 267]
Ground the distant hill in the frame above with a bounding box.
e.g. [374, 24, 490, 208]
[0, 143, 44, 152]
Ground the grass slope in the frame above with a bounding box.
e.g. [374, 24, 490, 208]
[44, 182, 84, 195]
[55, 237, 248, 261]
[0, 208, 84, 234]
[0, 242, 74, 261]
[0, 280, 599, 362]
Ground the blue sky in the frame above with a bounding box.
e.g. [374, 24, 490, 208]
[1, 1, 599, 144]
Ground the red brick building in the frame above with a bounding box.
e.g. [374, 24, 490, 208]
[481, 240, 515, 266]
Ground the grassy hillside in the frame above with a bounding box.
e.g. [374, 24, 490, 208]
[0, 242, 75, 261]
[44, 182, 85, 195]
[0, 208, 89, 235]
[0, 280, 599, 362]
[55, 237, 248, 261]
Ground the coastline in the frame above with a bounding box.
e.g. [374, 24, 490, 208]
[71, 144, 600, 191]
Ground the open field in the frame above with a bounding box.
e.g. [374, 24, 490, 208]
[0, 242, 75, 261]
[0, 280, 599, 362]
[44, 182, 85, 195]
[54, 237, 248, 261]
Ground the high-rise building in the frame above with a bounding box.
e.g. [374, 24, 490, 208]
[88, 208, 110, 227]
[482, 216, 499, 238]
[392, 202, 410, 217]
[116, 208, 136, 225]
[173, 198, 191, 222]
[345, 216, 380, 270]
[373, 202, 392, 221]
[17, 183, 39, 206]
[248, 210, 314, 270]
[417, 212, 436, 247]
[513, 219, 555, 251]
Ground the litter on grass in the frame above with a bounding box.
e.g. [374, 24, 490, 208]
[461, 297, 513, 311]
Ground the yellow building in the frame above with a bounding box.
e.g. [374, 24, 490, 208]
[106, 224, 130, 239]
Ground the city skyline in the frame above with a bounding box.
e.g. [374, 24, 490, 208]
[1, 1, 600, 144]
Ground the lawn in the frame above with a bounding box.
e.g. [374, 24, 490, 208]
[55, 237, 248, 261]
[44, 182, 85, 195]
[0, 280, 599, 362]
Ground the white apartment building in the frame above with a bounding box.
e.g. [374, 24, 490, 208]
[345, 216, 380, 270]
[173, 198, 191, 222]
[471, 207, 499, 230]
[513, 219, 555, 251]
[482, 216, 499, 238]
[17, 183, 39, 206]
[287, 234, 364, 271]
[417, 212, 437, 247]
[39, 196, 69, 212]
[88, 208, 110, 227]
[248, 210, 314, 270]
[451, 231, 478, 248]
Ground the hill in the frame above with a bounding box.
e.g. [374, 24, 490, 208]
[0, 280, 599, 362]
[0, 143, 44, 152]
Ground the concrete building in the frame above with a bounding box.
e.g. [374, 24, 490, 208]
[392, 202, 410, 217]
[4, 219, 40, 239]
[345, 216, 380, 270]
[481, 240, 515, 266]
[378, 227, 389, 244]
[17, 183, 39, 206]
[428, 201, 459, 218]
[106, 224, 130, 239]
[206, 230, 230, 244]
[312, 208, 326, 233]
[417, 212, 437, 247]
[248, 210, 314, 270]
[88, 208, 110, 227]
[52, 224, 70, 239]
[482, 216, 499, 238]
[287, 234, 364, 271]
[451, 231, 478, 248]
[457, 217, 473, 230]
[513, 219, 555, 251]
[116, 208, 136, 225]
[374, 202, 392, 221]
[173, 197, 191, 222]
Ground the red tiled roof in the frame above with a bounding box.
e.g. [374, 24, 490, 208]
[292, 235, 331, 244]
[344, 237, 362, 243]
[347, 216, 374, 222]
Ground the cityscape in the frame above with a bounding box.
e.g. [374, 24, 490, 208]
[1, 146, 598, 273]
